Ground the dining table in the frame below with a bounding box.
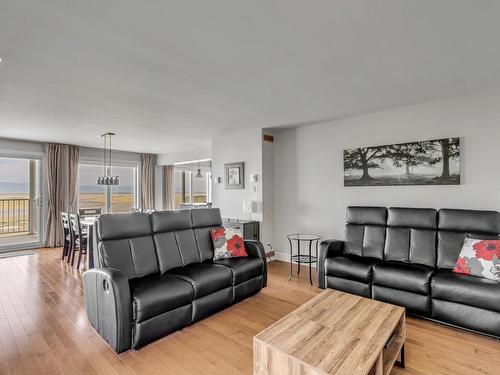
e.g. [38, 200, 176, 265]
[80, 217, 96, 269]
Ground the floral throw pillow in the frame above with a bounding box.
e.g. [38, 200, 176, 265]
[211, 227, 248, 261]
[453, 238, 500, 281]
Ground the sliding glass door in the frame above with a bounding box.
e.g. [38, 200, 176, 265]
[0, 156, 43, 249]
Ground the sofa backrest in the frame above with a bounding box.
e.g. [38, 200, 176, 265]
[96, 212, 158, 279]
[151, 208, 222, 273]
[191, 208, 223, 262]
[95, 208, 223, 279]
[344, 206, 386, 259]
[437, 209, 500, 269]
[385, 207, 437, 267]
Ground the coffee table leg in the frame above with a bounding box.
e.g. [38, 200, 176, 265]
[288, 237, 293, 281]
[396, 344, 405, 368]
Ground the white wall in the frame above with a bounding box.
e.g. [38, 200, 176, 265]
[0, 138, 44, 156]
[273, 88, 500, 255]
[212, 129, 262, 220]
[261, 134, 275, 248]
[157, 146, 211, 165]
[80, 146, 141, 165]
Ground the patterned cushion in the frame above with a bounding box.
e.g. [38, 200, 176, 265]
[211, 227, 248, 261]
[453, 238, 500, 281]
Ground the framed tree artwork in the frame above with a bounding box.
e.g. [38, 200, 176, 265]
[343, 137, 460, 186]
[224, 162, 245, 189]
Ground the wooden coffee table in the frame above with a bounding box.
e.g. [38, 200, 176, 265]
[254, 290, 405, 375]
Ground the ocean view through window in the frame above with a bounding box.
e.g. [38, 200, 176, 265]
[79, 164, 137, 213]
[0, 156, 42, 246]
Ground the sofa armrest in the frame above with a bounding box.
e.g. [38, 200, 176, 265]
[317, 239, 344, 289]
[244, 240, 268, 288]
[83, 267, 132, 353]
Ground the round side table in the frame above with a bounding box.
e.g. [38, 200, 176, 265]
[287, 233, 321, 285]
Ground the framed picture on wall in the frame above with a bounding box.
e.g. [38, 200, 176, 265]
[343, 137, 460, 186]
[224, 162, 245, 189]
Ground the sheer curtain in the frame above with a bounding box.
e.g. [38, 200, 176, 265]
[140, 154, 155, 210]
[163, 165, 175, 210]
[44, 143, 80, 247]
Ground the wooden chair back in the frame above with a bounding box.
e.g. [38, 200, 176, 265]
[79, 208, 102, 218]
[69, 213, 83, 239]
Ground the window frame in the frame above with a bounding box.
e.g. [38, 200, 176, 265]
[78, 159, 140, 214]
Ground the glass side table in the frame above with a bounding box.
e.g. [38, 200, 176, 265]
[287, 233, 321, 285]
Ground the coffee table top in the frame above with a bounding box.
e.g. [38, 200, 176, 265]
[254, 290, 405, 375]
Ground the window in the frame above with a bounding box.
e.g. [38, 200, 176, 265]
[174, 162, 212, 209]
[79, 163, 138, 213]
[110, 166, 137, 213]
[78, 164, 106, 212]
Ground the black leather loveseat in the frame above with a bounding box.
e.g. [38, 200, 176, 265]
[83, 208, 267, 353]
[318, 206, 500, 338]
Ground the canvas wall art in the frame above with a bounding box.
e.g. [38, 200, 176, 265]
[343, 137, 460, 186]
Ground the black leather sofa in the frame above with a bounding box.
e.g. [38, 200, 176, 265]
[83, 208, 267, 353]
[319, 206, 500, 338]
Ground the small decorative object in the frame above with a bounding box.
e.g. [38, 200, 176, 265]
[453, 238, 500, 281]
[243, 200, 258, 220]
[224, 162, 245, 189]
[344, 137, 460, 186]
[96, 132, 120, 186]
[211, 227, 248, 260]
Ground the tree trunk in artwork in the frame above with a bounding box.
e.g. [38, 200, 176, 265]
[359, 149, 374, 181]
[405, 163, 411, 176]
[440, 139, 450, 180]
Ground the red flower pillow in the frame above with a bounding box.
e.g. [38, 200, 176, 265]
[453, 238, 500, 281]
[211, 227, 248, 261]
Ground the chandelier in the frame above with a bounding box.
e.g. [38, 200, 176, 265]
[96, 132, 120, 186]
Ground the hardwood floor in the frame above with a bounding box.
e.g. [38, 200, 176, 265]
[0, 248, 498, 375]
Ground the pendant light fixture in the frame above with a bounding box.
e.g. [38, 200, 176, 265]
[96, 132, 120, 186]
[195, 161, 203, 178]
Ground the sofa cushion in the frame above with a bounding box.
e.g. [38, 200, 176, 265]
[96, 213, 159, 279]
[343, 206, 386, 259]
[131, 274, 194, 323]
[215, 257, 264, 285]
[325, 255, 379, 283]
[344, 225, 386, 259]
[373, 261, 434, 294]
[166, 263, 232, 298]
[437, 209, 500, 269]
[192, 208, 223, 262]
[431, 270, 500, 313]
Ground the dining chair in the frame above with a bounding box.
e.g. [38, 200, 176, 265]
[79, 208, 102, 219]
[69, 213, 88, 270]
[60, 212, 72, 261]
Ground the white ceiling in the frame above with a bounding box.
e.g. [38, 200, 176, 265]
[1, 1, 500, 153]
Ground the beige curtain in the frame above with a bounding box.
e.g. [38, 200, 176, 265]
[163, 165, 175, 210]
[140, 154, 155, 210]
[44, 143, 80, 247]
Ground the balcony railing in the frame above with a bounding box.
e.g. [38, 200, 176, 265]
[0, 198, 30, 235]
